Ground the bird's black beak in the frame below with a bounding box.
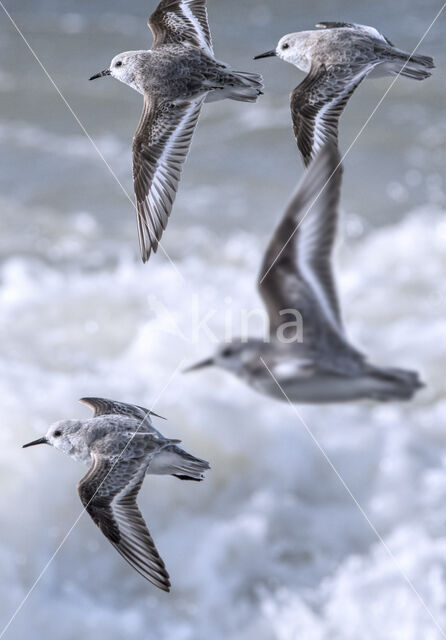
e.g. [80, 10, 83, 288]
[254, 50, 277, 60]
[22, 437, 48, 449]
[183, 358, 214, 373]
[89, 69, 111, 81]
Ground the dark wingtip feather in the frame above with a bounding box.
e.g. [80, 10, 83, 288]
[173, 474, 204, 482]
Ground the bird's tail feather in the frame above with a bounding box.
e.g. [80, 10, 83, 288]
[407, 52, 435, 69]
[369, 366, 424, 401]
[388, 50, 435, 80]
[229, 70, 264, 102]
[166, 445, 210, 481]
[397, 65, 432, 81]
[206, 70, 263, 103]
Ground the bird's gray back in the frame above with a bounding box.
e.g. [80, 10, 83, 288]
[308, 29, 388, 68]
[139, 46, 225, 98]
[79, 416, 167, 461]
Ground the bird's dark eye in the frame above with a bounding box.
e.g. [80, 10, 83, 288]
[115, 61, 122, 67]
[53, 430, 62, 438]
[282, 43, 289, 50]
[222, 347, 232, 357]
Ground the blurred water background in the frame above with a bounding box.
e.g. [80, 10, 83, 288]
[0, 0, 445, 638]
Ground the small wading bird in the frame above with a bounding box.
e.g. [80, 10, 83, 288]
[185, 143, 424, 403]
[90, 0, 263, 262]
[254, 22, 434, 166]
[23, 397, 210, 592]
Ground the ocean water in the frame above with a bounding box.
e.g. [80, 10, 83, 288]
[0, 0, 445, 638]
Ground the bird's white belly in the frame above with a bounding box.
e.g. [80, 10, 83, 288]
[147, 449, 183, 476]
[368, 61, 394, 78]
[250, 373, 386, 404]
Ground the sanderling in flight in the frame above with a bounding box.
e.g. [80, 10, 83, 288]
[23, 397, 210, 592]
[185, 143, 424, 403]
[254, 22, 434, 166]
[89, 0, 263, 262]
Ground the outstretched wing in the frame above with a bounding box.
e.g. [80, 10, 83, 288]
[258, 143, 364, 374]
[291, 62, 374, 166]
[148, 0, 213, 55]
[78, 452, 171, 592]
[132, 94, 205, 262]
[79, 397, 165, 421]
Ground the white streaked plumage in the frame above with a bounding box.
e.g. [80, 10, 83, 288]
[149, 0, 213, 55]
[254, 21, 434, 166]
[89, 0, 263, 262]
[23, 397, 210, 592]
[78, 449, 171, 591]
[257, 142, 362, 374]
[133, 95, 206, 257]
[185, 143, 424, 404]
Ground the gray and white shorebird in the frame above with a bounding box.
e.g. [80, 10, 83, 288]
[89, 0, 263, 262]
[185, 143, 423, 403]
[254, 22, 434, 166]
[23, 397, 210, 592]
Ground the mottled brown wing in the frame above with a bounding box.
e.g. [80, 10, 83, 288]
[291, 63, 373, 167]
[148, 0, 213, 55]
[78, 453, 171, 592]
[132, 94, 204, 262]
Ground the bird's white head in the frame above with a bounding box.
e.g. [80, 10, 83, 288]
[255, 32, 311, 71]
[184, 339, 263, 377]
[23, 419, 87, 461]
[89, 51, 149, 94]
